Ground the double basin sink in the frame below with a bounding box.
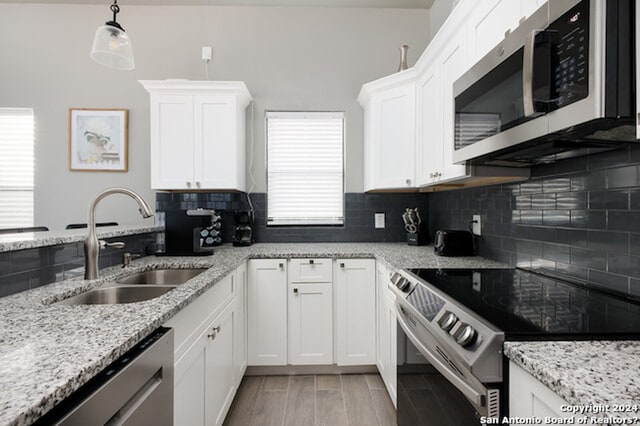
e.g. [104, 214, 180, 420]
[58, 268, 207, 305]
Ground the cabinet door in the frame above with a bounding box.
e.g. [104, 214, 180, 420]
[521, 0, 547, 21]
[468, 0, 522, 62]
[194, 95, 244, 191]
[385, 292, 397, 407]
[248, 259, 288, 365]
[369, 85, 416, 190]
[233, 262, 247, 382]
[174, 326, 207, 426]
[150, 95, 194, 189]
[206, 303, 236, 426]
[509, 361, 574, 422]
[415, 66, 443, 186]
[335, 259, 376, 365]
[173, 302, 235, 426]
[439, 31, 470, 183]
[288, 283, 333, 365]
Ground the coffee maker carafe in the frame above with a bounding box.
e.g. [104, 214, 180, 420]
[232, 210, 254, 247]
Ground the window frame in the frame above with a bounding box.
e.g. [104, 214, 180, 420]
[265, 110, 346, 227]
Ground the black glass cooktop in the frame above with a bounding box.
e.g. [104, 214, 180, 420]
[406, 268, 640, 340]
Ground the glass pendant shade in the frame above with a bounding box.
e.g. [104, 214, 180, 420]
[90, 24, 135, 70]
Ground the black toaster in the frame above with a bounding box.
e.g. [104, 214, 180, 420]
[434, 230, 475, 256]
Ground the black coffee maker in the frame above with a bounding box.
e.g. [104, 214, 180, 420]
[232, 210, 254, 247]
[162, 209, 221, 255]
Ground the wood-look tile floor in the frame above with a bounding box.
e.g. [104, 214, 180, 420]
[223, 374, 396, 426]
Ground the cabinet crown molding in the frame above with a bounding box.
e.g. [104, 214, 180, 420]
[139, 80, 252, 107]
[357, 68, 419, 107]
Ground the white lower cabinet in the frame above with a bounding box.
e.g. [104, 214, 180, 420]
[375, 262, 397, 406]
[165, 263, 246, 426]
[288, 282, 333, 365]
[335, 259, 376, 365]
[509, 361, 575, 422]
[247, 259, 288, 365]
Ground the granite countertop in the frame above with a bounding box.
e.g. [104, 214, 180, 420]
[0, 242, 506, 426]
[505, 341, 640, 418]
[0, 225, 159, 253]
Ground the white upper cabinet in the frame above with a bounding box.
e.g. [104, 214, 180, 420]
[140, 80, 251, 191]
[415, 67, 443, 186]
[358, 73, 417, 191]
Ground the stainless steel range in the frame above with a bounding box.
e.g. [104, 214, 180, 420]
[391, 268, 640, 424]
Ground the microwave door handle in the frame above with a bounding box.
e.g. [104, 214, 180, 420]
[523, 30, 537, 117]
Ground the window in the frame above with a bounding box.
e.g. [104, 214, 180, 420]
[267, 111, 344, 226]
[0, 108, 34, 228]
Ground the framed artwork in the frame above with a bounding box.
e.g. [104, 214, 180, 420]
[69, 108, 128, 172]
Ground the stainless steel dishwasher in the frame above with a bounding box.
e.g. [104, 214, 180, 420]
[35, 327, 174, 426]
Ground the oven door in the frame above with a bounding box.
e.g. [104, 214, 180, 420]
[395, 304, 499, 425]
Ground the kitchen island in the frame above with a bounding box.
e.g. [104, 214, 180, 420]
[0, 242, 503, 426]
[0, 243, 638, 425]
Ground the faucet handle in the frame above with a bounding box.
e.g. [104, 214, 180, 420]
[99, 240, 126, 250]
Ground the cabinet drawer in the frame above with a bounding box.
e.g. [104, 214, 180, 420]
[288, 258, 333, 283]
[165, 272, 235, 360]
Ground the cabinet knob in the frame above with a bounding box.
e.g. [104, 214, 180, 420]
[429, 172, 434, 178]
[309, 259, 314, 265]
[279, 263, 284, 269]
[340, 262, 345, 268]
[196, 181, 201, 188]
[437, 172, 442, 178]
[405, 178, 412, 186]
[293, 288, 298, 294]
[186, 181, 192, 188]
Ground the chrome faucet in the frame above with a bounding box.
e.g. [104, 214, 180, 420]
[84, 188, 154, 280]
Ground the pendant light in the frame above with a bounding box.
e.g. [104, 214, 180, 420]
[90, 0, 134, 71]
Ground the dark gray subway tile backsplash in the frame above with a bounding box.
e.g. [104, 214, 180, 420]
[156, 192, 429, 243]
[0, 233, 155, 298]
[428, 145, 640, 300]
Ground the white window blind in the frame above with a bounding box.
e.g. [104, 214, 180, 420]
[0, 108, 34, 228]
[267, 111, 344, 226]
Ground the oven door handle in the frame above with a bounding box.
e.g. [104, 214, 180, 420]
[396, 307, 485, 409]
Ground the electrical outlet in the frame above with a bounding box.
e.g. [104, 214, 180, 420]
[202, 46, 213, 62]
[375, 213, 385, 229]
[472, 214, 481, 236]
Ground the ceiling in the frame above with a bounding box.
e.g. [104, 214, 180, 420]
[0, 0, 435, 7]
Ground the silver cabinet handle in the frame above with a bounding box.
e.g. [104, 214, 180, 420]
[406, 178, 412, 186]
[196, 181, 201, 188]
[186, 181, 192, 188]
[429, 172, 434, 178]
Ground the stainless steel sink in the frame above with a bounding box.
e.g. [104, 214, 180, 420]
[116, 268, 207, 285]
[58, 285, 176, 305]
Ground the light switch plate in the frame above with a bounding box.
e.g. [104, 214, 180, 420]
[375, 213, 385, 229]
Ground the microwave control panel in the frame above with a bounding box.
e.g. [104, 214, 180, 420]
[550, 0, 589, 110]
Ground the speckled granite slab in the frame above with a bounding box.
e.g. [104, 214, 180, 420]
[0, 225, 159, 253]
[505, 341, 640, 418]
[0, 242, 507, 426]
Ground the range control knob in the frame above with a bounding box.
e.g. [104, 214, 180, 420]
[397, 277, 411, 292]
[390, 273, 401, 286]
[438, 311, 458, 332]
[455, 323, 477, 347]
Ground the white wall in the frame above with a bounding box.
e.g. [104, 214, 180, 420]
[0, 3, 430, 230]
[429, 0, 456, 38]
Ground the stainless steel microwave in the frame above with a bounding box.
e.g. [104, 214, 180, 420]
[452, 0, 636, 167]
